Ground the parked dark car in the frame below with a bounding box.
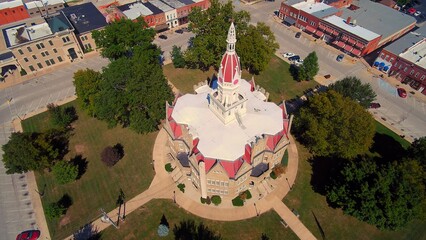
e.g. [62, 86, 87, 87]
[16, 230, 41, 240]
[336, 54, 344, 62]
[159, 34, 168, 40]
[175, 29, 184, 34]
[288, 55, 300, 61]
[295, 32, 301, 38]
[369, 103, 381, 109]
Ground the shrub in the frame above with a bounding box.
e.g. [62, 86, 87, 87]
[270, 171, 277, 179]
[177, 183, 185, 193]
[101, 145, 123, 167]
[232, 196, 244, 207]
[45, 202, 65, 220]
[20, 68, 27, 76]
[244, 190, 252, 199]
[205, 196, 211, 205]
[281, 150, 289, 166]
[211, 195, 221, 206]
[200, 197, 206, 204]
[272, 165, 286, 178]
[52, 160, 78, 184]
[165, 163, 174, 172]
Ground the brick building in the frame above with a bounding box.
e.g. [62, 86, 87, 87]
[165, 24, 292, 199]
[0, 0, 30, 26]
[279, 0, 416, 57]
[373, 26, 426, 95]
[24, 0, 65, 18]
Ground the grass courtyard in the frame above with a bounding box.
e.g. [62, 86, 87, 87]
[22, 102, 158, 239]
[164, 55, 318, 103]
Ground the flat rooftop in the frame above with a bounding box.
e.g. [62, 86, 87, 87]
[172, 79, 283, 161]
[150, 0, 173, 12]
[324, 15, 380, 41]
[0, 0, 23, 10]
[384, 25, 426, 55]
[3, 22, 53, 48]
[399, 40, 426, 69]
[61, 2, 107, 34]
[118, 2, 153, 19]
[162, 0, 186, 9]
[340, 0, 416, 40]
[296, 1, 332, 14]
[25, 0, 64, 9]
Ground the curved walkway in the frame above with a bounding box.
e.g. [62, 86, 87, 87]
[63, 129, 316, 240]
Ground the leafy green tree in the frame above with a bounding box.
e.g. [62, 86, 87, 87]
[171, 45, 186, 68]
[295, 91, 375, 159]
[328, 76, 377, 108]
[326, 156, 425, 230]
[238, 23, 279, 74]
[73, 69, 102, 115]
[173, 220, 222, 240]
[47, 104, 77, 129]
[45, 202, 65, 220]
[92, 18, 156, 60]
[94, 48, 173, 133]
[52, 161, 78, 184]
[408, 137, 426, 163]
[298, 51, 319, 81]
[2, 131, 63, 174]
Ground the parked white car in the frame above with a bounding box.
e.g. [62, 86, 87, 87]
[414, 11, 421, 17]
[282, 52, 296, 58]
[295, 59, 304, 66]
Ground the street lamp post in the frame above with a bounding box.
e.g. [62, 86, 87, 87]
[286, 177, 292, 190]
[254, 203, 259, 217]
[173, 191, 176, 203]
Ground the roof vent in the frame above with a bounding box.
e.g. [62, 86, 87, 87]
[352, 19, 357, 26]
[70, 13, 77, 20]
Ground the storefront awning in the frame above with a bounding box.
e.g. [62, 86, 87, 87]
[344, 45, 354, 52]
[332, 31, 339, 36]
[318, 25, 325, 30]
[341, 36, 348, 42]
[283, 17, 296, 25]
[355, 42, 365, 49]
[305, 25, 316, 33]
[333, 41, 346, 48]
[351, 48, 362, 56]
[347, 38, 356, 45]
[314, 30, 324, 37]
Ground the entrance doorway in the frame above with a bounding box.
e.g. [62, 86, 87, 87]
[68, 48, 78, 60]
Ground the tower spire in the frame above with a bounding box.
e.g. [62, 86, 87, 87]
[226, 22, 236, 52]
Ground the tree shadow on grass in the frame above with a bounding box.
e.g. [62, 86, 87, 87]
[113, 143, 125, 159]
[58, 193, 73, 210]
[160, 214, 169, 228]
[309, 156, 345, 195]
[370, 133, 407, 161]
[70, 155, 87, 179]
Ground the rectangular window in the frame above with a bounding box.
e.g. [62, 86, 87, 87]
[220, 181, 224, 187]
[404, 67, 408, 72]
[40, 43, 45, 48]
[37, 63, 43, 69]
[207, 179, 211, 185]
[41, 52, 45, 57]
[410, 70, 415, 75]
[62, 36, 70, 43]
[53, 49, 57, 53]
[49, 40, 53, 46]
[395, 62, 398, 67]
[45, 60, 51, 66]
[57, 56, 63, 62]
[45, 51, 49, 56]
[32, 55, 37, 60]
[216, 180, 220, 186]
[36, 44, 41, 49]
[18, 49, 23, 55]
[415, 72, 420, 77]
[29, 65, 35, 71]
[49, 59, 55, 65]
[24, 57, 28, 62]
[390, 58, 394, 63]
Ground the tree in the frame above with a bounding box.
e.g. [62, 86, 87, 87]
[171, 45, 186, 68]
[238, 23, 279, 74]
[92, 18, 156, 60]
[326, 156, 425, 230]
[2, 131, 63, 174]
[45, 202, 66, 220]
[173, 220, 222, 240]
[94, 48, 173, 133]
[101, 146, 123, 167]
[295, 91, 375, 159]
[298, 51, 319, 81]
[47, 104, 77, 129]
[73, 69, 102, 115]
[328, 76, 377, 108]
[52, 161, 78, 184]
[408, 137, 426, 163]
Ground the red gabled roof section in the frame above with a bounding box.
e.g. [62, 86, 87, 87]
[166, 104, 174, 121]
[283, 120, 290, 136]
[203, 157, 217, 173]
[220, 159, 243, 179]
[219, 53, 240, 84]
[242, 144, 252, 164]
[279, 103, 288, 119]
[196, 153, 204, 162]
[169, 120, 182, 138]
[266, 132, 284, 151]
[192, 138, 200, 155]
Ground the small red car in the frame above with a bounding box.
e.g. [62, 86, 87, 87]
[397, 88, 407, 98]
[16, 230, 40, 240]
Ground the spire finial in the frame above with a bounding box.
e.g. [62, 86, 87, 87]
[226, 22, 236, 52]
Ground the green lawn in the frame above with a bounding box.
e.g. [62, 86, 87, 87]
[164, 55, 318, 103]
[101, 199, 298, 240]
[283, 137, 425, 240]
[22, 102, 157, 239]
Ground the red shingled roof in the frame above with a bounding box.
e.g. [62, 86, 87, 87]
[219, 52, 240, 84]
[169, 120, 182, 138]
[242, 144, 252, 164]
[220, 159, 243, 179]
